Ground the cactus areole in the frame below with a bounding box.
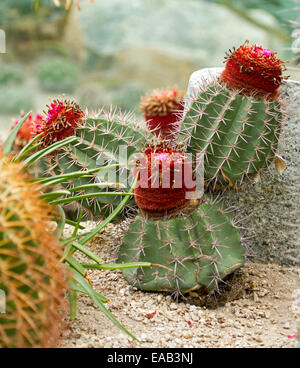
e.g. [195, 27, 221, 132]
[133, 143, 199, 217]
[39, 98, 85, 147]
[220, 41, 286, 98]
[140, 87, 185, 139]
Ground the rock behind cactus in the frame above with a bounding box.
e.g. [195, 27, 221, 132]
[117, 199, 245, 296]
[0, 154, 68, 348]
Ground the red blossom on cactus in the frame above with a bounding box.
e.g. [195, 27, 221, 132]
[133, 142, 198, 217]
[140, 87, 185, 139]
[220, 41, 286, 98]
[39, 98, 85, 147]
[13, 113, 43, 149]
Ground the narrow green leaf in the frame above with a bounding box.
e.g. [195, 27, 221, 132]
[12, 132, 43, 163]
[23, 136, 79, 166]
[3, 112, 31, 154]
[72, 209, 84, 236]
[78, 176, 137, 246]
[65, 219, 85, 230]
[68, 280, 108, 303]
[33, 165, 119, 186]
[69, 182, 125, 192]
[56, 204, 66, 238]
[82, 262, 152, 270]
[40, 190, 71, 201]
[71, 268, 139, 342]
[67, 290, 77, 321]
[64, 254, 86, 276]
[50, 191, 131, 205]
[71, 241, 104, 264]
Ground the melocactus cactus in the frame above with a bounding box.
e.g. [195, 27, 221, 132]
[180, 41, 286, 188]
[13, 113, 43, 150]
[39, 98, 85, 148]
[133, 142, 200, 218]
[140, 87, 185, 139]
[0, 153, 68, 348]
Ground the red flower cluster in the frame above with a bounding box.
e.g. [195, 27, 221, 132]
[39, 98, 85, 147]
[13, 113, 43, 149]
[221, 41, 286, 98]
[133, 144, 196, 216]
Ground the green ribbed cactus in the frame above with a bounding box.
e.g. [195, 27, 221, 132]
[180, 80, 284, 187]
[0, 153, 68, 348]
[117, 198, 245, 296]
[179, 42, 286, 188]
[39, 100, 150, 218]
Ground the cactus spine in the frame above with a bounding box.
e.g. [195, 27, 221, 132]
[180, 41, 286, 188]
[0, 153, 68, 348]
[117, 197, 245, 296]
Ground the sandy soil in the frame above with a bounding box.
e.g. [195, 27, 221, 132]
[59, 223, 300, 348]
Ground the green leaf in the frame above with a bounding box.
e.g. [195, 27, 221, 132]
[12, 132, 43, 163]
[78, 176, 137, 246]
[82, 262, 152, 270]
[64, 254, 86, 276]
[71, 241, 104, 264]
[55, 204, 66, 238]
[40, 190, 71, 201]
[65, 219, 85, 230]
[23, 136, 79, 166]
[3, 112, 31, 154]
[50, 191, 131, 205]
[72, 208, 84, 236]
[71, 267, 139, 342]
[33, 165, 119, 186]
[68, 280, 108, 303]
[67, 290, 77, 321]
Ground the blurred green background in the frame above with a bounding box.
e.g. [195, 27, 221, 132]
[0, 0, 299, 138]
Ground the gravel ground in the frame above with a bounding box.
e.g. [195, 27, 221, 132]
[59, 222, 300, 348]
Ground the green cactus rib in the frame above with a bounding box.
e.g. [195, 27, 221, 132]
[44, 109, 150, 218]
[179, 80, 284, 187]
[117, 199, 245, 296]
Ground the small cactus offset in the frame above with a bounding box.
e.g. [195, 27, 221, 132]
[117, 197, 245, 297]
[39, 98, 150, 218]
[180, 41, 287, 188]
[0, 152, 68, 348]
[140, 87, 185, 140]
